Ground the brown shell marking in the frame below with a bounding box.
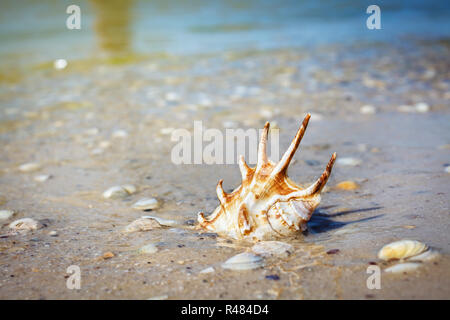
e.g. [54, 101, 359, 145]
[198, 113, 337, 240]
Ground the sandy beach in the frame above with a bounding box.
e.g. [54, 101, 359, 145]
[0, 1, 449, 299]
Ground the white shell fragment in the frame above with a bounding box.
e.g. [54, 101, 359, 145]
[34, 174, 52, 182]
[18, 162, 41, 172]
[138, 243, 159, 254]
[0, 210, 15, 221]
[378, 240, 428, 261]
[384, 262, 422, 274]
[132, 198, 159, 210]
[251, 241, 293, 258]
[102, 185, 136, 199]
[122, 218, 162, 233]
[221, 252, 264, 270]
[8, 218, 41, 232]
[336, 157, 362, 166]
[199, 267, 215, 274]
[360, 105, 376, 115]
[141, 215, 177, 227]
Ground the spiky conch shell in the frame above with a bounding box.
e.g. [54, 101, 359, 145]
[198, 113, 337, 241]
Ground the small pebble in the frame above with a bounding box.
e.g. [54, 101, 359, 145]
[336, 157, 362, 166]
[102, 252, 115, 259]
[336, 181, 359, 190]
[18, 162, 41, 173]
[48, 230, 58, 237]
[326, 249, 340, 255]
[132, 198, 159, 210]
[265, 274, 280, 280]
[445, 166, 450, 174]
[0, 210, 15, 221]
[360, 105, 376, 114]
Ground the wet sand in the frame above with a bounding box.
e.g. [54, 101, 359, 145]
[0, 41, 449, 299]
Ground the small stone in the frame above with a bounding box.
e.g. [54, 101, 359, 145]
[102, 252, 115, 259]
[123, 218, 162, 233]
[199, 267, 215, 274]
[360, 105, 376, 114]
[48, 230, 58, 237]
[336, 157, 362, 166]
[18, 162, 41, 172]
[326, 249, 340, 254]
[34, 174, 52, 182]
[445, 166, 450, 174]
[138, 244, 159, 254]
[265, 274, 280, 280]
[0, 210, 15, 221]
[132, 198, 159, 210]
[336, 181, 360, 190]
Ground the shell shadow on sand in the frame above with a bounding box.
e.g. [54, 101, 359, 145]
[306, 206, 383, 234]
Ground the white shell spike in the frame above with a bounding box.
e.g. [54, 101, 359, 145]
[198, 114, 337, 240]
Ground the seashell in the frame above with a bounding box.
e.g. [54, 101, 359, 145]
[360, 105, 376, 114]
[18, 162, 41, 172]
[9, 218, 41, 232]
[336, 157, 361, 166]
[132, 198, 159, 210]
[0, 210, 15, 221]
[251, 241, 293, 258]
[102, 185, 136, 199]
[221, 252, 264, 270]
[384, 262, 421, 274]
[198, 114, 337, 240]
[122, 217, 162, 233]
[34, 174, 52, 182]
[141, 215, 177, 227]
[378, 240, 428, 261]
[138, 243, 159, 254]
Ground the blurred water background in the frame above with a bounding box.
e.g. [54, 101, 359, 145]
[1, 0, 449, 70]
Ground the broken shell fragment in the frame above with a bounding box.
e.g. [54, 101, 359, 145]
[132, 198, 159, 210]
[199, 267, 215, 274]
[378, 240, 428, 261]
[122, 217, 162, 233]
[9, 218, 41, 232]
[251, 241, 293, 258]
[384, 262, 422, 274]
[18, 162, 41, 172]
[138, 243, 159, 254]
[0, 210, 15, 221]
[198, 114, 337, 240]
[141, 215, 177, 227]
[222, 252, 264, 271]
